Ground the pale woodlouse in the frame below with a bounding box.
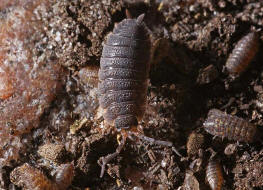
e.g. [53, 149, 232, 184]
[97, 12, 181, 177]
[206, 159, 223, 190]
[225, 32, 259, 75]
[203, 109, 258, 143]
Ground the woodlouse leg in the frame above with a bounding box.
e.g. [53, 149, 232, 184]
[212, 135, 218, 140]
[125, 9, 132, 19]
[98, 134, 126, 178]
[206, 147, 217, 159]
[129, 132, 182, 157]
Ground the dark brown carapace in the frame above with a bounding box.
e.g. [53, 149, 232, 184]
[98, 14, 151, 130]
[203, 109, 258, 143]
[226, 32, 259, 75]
[206, 159, 223, 190]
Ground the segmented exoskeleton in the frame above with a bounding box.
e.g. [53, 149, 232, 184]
[226, 32, 259, 75]
[98, 14, 151, 130]
[206, 159, 223, 190]
[203, 109, 257, 143]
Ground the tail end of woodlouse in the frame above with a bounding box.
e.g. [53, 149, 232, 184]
[136, 14, 145, 24]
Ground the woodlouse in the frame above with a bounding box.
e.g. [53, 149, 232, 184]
[225, 32, 259, 75]
[206, 159, 223, 190]
[203, 109, 258, 143]
[97, 12, 181, 178]
[98, 14, 151, 130]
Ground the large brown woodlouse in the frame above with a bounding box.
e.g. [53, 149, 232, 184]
[203, 109, 258, 143]
[206, 159, 223, 190]
[225, 32, 259, 75]
[97, 12, 181, 178]
[98, 14, 150, 130]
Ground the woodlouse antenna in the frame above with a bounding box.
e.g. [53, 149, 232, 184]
[98, 135, 126, 178]
[136, 14, 145, 24]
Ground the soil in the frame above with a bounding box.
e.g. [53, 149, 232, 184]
[1, 0, 263, 189]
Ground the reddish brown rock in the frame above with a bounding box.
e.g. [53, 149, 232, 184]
[10, 163, 74, 190]
[10, 163, 57, 190]
[0, 0, 64, 166]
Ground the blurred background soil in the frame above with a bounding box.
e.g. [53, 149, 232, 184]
[1, 0, 263, 189]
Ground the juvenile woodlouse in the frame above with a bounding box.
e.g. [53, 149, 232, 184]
[206, 159, 223, 190]
[97, 12, 181, 178]
[203, 109, 258, 143]
[225, 32, 259, 75]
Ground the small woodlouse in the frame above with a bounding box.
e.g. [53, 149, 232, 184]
[97, 12, 181, 178]
[203, 109, 258, 143]
[206, 159, 223, 190]
[225, 32, 259, 75]
[98, 14, 151, 129]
